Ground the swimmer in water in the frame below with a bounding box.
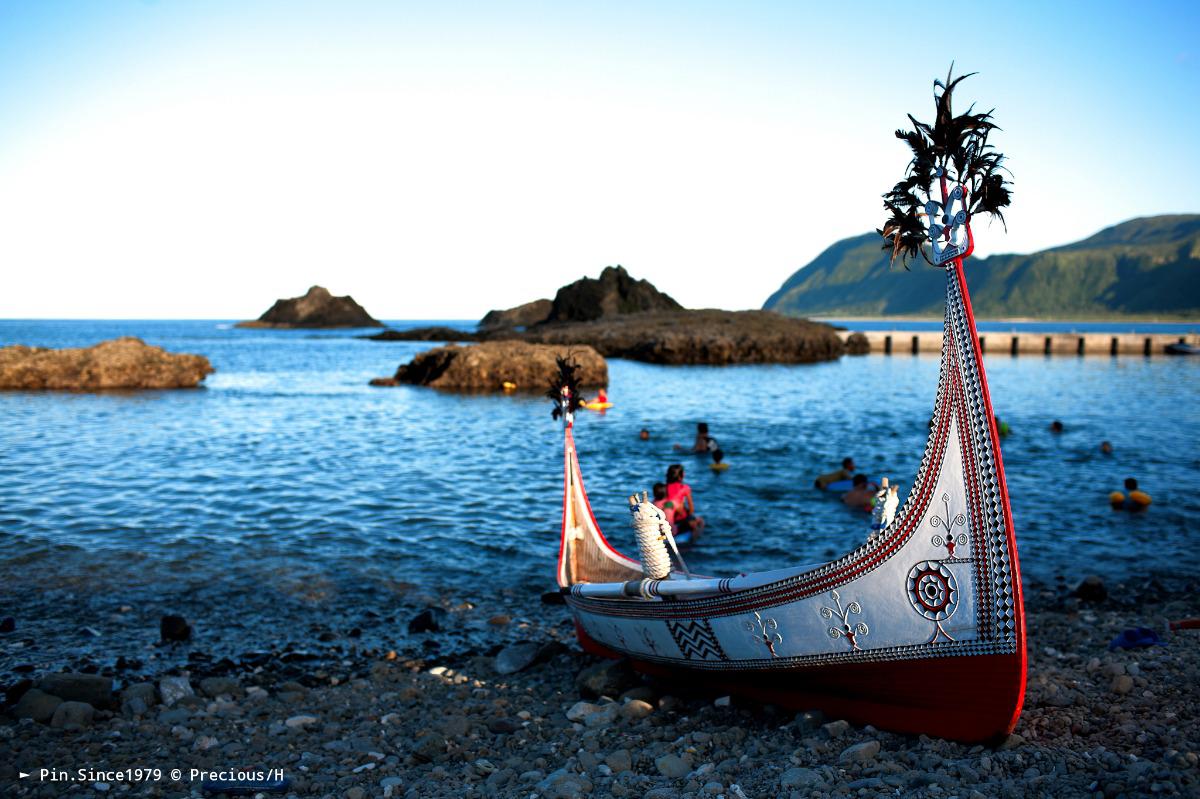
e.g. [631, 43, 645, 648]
[815, 457, 856, 490]
[651, 482, 676, 529]
[675, 422, 717, 453]
[841, 473, 875, 511]
[1110, 477, 1152, 511]
[710, 448, 728, 472]
[666, 463, 705, 537]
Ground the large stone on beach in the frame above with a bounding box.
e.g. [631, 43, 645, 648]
[377, 341, 606, 392]
[160, 614, 192, 642]
[565, 701, 620, 727]
[37, 673, 112, 708]
[50, 701, 95, 730]
[237, 285, 381, 328]
[158, 676, 194, 707]
[199, 676, 243, 699]
[121, 682, 158, 716]
[13, 689, 62, 723]
[1072, 575, 1107, 603]
[524, 309, 844, 365]
[0, 338, 213, 390]
[576, 658, 640, 699]
[536, 768, 593, 799]
[780, 767, 825, 790]
[839, 739, 881, 764]
[493, 642, 542, 675]
[655, 753, 692, 778]
[407, 607, 446, 634]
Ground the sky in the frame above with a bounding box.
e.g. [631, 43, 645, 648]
[0, 1, 1197, 320]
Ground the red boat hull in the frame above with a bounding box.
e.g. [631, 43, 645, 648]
[577, 623, 1022, 743]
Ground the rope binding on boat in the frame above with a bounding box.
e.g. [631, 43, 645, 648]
[629, 491, 690, 581]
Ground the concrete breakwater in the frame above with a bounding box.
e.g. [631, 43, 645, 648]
[839, 330, 1199, 356]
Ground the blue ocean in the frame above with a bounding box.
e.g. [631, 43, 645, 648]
[1, 319, 1198, 674]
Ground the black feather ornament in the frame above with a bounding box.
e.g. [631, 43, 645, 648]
[880, 66, 1012, 268]
[547, 354, 586, 421]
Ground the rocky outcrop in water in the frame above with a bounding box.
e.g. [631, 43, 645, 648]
[546, 265, 682, 323]
[363, 326, 480, 342]
[479, 299, 553, 331]
[524, 310, 844, 365]
[370, 269, 841, 364]
[371, 341, 606, 391]
[0, 337, 214, 390]
[236, 285, 382, 328]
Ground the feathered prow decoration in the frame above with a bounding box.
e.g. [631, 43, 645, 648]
[547, 353, 586, 421]
[879, 65, 1012, 268]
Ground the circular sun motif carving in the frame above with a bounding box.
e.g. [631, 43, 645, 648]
[906, 561, 959, 621]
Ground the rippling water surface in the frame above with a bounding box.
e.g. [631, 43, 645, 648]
[1, 320, 1198, 612]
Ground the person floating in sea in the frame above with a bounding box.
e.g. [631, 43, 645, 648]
[1100, 440, 1113, 455]
[815, 457, 856, 490]
[709, 448, 729, 472]
[639, 428, 650, 441]
[675, 422, 717, 453]
[1110, 477, 1152, 511]
[665, 463, 705, 537]
[841, 473, 876, 511]
[1050, 420, 1064, 434]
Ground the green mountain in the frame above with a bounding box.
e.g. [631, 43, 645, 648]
[764, 215, 1200, 319]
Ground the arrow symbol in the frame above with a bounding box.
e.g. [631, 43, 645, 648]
[19, 772, 30, 779]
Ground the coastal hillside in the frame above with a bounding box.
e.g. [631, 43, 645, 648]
[764, 214, 1200, 319]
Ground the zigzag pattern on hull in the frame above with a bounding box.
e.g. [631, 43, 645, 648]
[667, 618, 727, 661]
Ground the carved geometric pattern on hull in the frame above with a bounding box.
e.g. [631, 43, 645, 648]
[819, 589, 868, 651]
[929, 492, 968, 556]
[744, 611, 783, 657]
[666, 618, 727, 661]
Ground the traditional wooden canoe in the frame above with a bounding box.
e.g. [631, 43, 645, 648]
[552, 248, 1026, 742]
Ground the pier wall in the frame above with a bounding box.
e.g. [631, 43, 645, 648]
[838, 330, 1199, 356]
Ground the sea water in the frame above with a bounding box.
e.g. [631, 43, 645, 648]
[0, 320, 1197, 670]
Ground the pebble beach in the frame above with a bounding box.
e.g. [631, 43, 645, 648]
[2, 575, 1197, 799]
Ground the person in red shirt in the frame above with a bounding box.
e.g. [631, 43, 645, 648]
[665, 463, 705, 537]
[651, 482, 676, 528]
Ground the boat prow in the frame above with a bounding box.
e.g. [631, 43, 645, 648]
[553, 255, 1026, 743]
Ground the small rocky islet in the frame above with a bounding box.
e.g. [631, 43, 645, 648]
[370, 342, 607, 392]
[0, 337, 213, 390]
[1, 574, 1197, 798]
[237, 285, 382, 329]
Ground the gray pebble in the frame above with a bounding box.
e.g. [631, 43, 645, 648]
[50, 701, 95, 730]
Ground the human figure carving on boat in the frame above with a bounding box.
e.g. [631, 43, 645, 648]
[870, 478, 899, 540]
[665, 463, 705, 538]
